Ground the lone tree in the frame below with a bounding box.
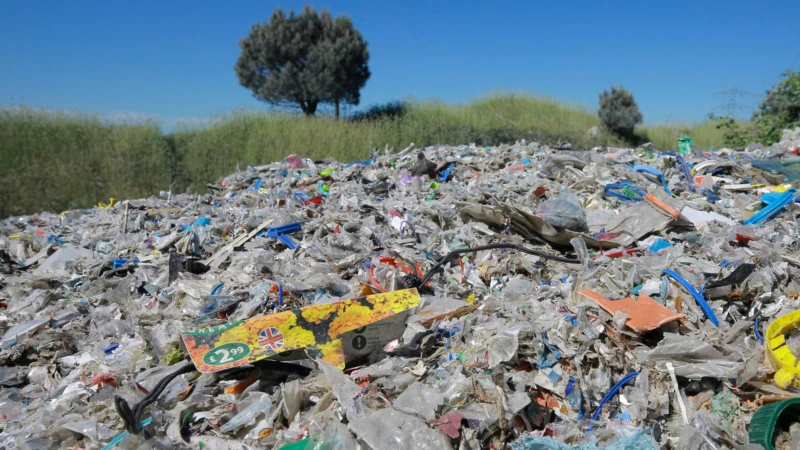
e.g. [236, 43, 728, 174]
[235, 6, 370, 117]
[598, 85, 643, 139]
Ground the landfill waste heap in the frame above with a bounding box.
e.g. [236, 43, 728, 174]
[2, 128, 800, 450]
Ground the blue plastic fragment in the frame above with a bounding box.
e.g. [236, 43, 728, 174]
[278, 284, 284, 306]
[760, 190, 799, 205]
[104, 343, 119, 354]
[754, 316, 765, 343]
[210, 282, 225, 296]
[604, 181, 645, 202]
[677, 155, 695, 193]
[292, 192, 311, 201]
[251, 178, 263, 191]
[537, 331, 562, 369]
[743, 190, 794, 225]
[565, 376, 577, 396]
[590, 372, 639, 423]
[266, 222, 302, 250]
[630, 284, 643, 295]
[632, 165, 672, 195]
[182, 217, 211, 233]
[565, 316, 579, 325]
[648, 238, 672, 254]
[438, 163, 455, 182]
[344, 158, 372, 168]
[663, 269, 719, 326]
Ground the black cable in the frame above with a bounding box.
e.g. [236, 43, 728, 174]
[418, 243, 580, 287]
[115, 363, 196, 434]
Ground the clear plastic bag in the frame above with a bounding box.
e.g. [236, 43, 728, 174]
[348, 408, 452, 450]
[220, 391, 273, 433]
[536, 191, 587, 231]
[637, 333, 743, 379]
[393, 381, 443, 420]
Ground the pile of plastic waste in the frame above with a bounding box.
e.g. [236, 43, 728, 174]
[2, 128, 800, 449]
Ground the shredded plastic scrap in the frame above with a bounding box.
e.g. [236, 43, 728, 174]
[2, 130, 800, 449]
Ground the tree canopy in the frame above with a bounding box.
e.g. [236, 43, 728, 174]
[235, 6, 370, 117]
[752, 70, 800, 145]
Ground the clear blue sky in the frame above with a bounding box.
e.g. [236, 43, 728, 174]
[2, 0, 799, 129]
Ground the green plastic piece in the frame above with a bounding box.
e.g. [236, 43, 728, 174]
[678, 135, 693, 155]
[748, 398, 800, 450]
[710, 388, 738, 432]
[279, 438, 310, 450]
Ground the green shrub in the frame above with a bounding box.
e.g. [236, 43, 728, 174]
[598, 86, 643, 140]
[752, 70, 800, 145]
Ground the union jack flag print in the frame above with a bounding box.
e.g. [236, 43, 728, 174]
[258, 327, 284, 351]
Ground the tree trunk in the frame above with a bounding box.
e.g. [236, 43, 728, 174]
[335, 97, 340, 119]
[303, 100, 318, 116]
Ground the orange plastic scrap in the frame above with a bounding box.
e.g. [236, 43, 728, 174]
[578, 290, 686, 332]
[181, 288, 421, 373]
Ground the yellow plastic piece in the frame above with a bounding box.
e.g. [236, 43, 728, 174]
[766, 310, 800, 389]
[774, 184, 793, 193]
[98, 198, 118, 209]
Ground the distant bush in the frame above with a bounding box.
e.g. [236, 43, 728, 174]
[710, 114, 752, 149]
[752, 70, 800, 145]
[350, 101, 407, 122]
[598, 86, 643, 140]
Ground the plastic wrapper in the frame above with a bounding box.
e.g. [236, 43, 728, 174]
[219, 391, 273, 433]
[348, 408, 452, 450]
[393, 381, 443, 420]
[536, 191, 587, 231]
[636, 333, 743, 379]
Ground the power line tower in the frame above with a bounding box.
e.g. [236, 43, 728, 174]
[713, 88, 760, 118]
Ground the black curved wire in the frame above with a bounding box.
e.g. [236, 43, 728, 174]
[115, 363, 196, 434]
[418, 243, 580, 287]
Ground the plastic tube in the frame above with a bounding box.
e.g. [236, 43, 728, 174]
[590, 372, 639, 424]
[663, 269, 719, 326]
[101, 417, 152, 450]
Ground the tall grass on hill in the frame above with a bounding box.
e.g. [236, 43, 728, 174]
[0, 108, 171, 218]
[1, 95, 729, 217]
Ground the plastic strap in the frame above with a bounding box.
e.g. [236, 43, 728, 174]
[589, 372, 639, 423]
[663, 269, 719, 326]
[677, 155, 695, 193]
[604, 182, 645, 202]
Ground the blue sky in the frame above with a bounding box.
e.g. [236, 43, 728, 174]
[2, 0, 799, 129]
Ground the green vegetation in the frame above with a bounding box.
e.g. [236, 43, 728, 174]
[752, 70, 800, 145]
[598, 85, 643, 140]
[1, 94, 728, 217]
[708, 71, 800, 148]
[0, 108, 172, 218]
[236, 6, 370, 118]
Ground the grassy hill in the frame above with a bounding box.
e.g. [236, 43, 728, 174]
[0, 94, 727, 217]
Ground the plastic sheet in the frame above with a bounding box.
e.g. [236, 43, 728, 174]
[637, 333, 744, 379]
[219, 392, 273, 433]
[536, 191, 587, 231]
[349, 408, 452, 449]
